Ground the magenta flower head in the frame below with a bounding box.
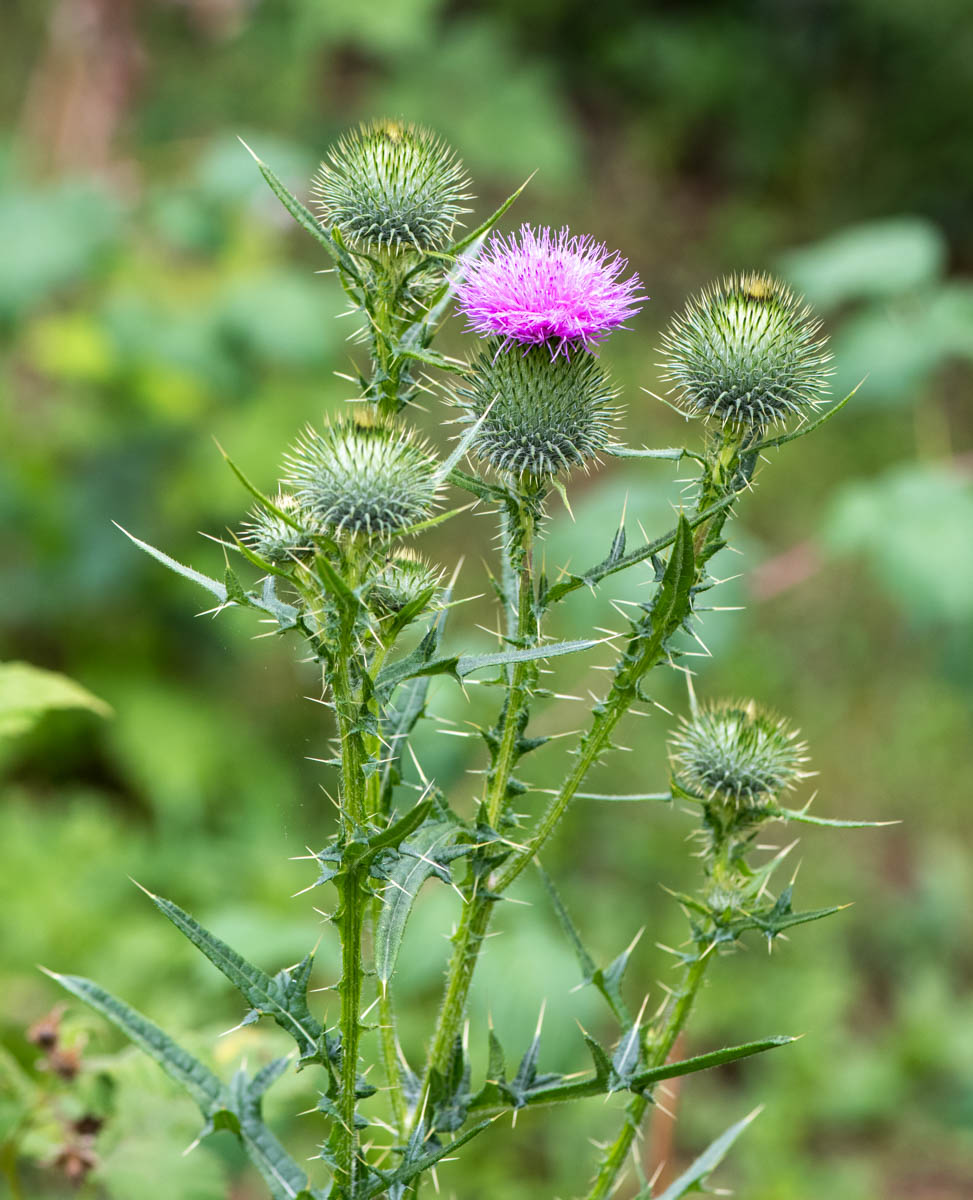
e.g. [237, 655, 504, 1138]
[455, 224, 646, 357]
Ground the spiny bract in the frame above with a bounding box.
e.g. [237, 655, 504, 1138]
[239, 492, 316, 564]
[312, 119, 471, 252]
[669, 699, 810, 806]
[367, 549, 442, 616]
[456, 340, 618, 478]
[283, 414, 440, 539]
[659, 273, 831, 428]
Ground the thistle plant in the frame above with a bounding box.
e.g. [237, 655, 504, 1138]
[44, 121, 879, 1200]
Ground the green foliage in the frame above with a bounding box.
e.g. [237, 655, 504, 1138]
[3, 6, 969, 1195]
[653, 1106, 761, 1199]
[0, 663, 111, 739]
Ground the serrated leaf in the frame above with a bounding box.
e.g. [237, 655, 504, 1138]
[537, 864, 633, 1027]
[374, 821, 461, 984]
[372, 1117, 495, 1198]
[140, 890, 323, 1060]
[582, 1033, 612, 1088]
[364, 797, 434, 860]
[43, 970, 224, 1112]
[375, 636, 598, 694]
[771, 805, 896, 828]
[241, 139, 360, 283]
[545, 502, 720, 606]
[115, 524, 227, 601]
[467, 1033, 794, 1113]
[653, 1107, 762, 1199]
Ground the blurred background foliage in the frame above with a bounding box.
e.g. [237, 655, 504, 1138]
[1, 1, 971, 1197]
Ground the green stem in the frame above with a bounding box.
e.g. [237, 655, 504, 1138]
[423, 894, 494, 1087]
[335, 866, 367, 1196]
[331, 632, 369, 1193]
[584, 954, 710, 1200]
[485, 494, 536, 829]
[419, 489, 535, 1101]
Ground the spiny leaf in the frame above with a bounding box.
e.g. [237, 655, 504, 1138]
[652, 1106, 762, 1199]
[545, 501, 723, 605]
[575, 791, 672, 802]
[371, 1117, 496, 1199]
[42, 970, 224, 1113]
[240, 138, 361, 282]
[536, 863, 633, 1027]
[114, 524, 227, 601]
[137, 888, 323, 1060]
[771, 804, 897, 828]
[446, 174, 532, 257]
[374, 821, 462, 984]
[751, 378, 863, 452]
[466, 1034, 795, 1113]
[375, 637, 599, 694]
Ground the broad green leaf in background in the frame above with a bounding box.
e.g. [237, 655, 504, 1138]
[0, 661, 112, 738]
[823, 463, 973, 625]
[779, 217, 947, 309]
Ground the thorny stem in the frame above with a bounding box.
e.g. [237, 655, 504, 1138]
[485, 487, 537, 829]
[331, 612, 369, 1193]
[420, 484, 537, 1101]
[584, 954, 710, 1200]
[418, 440, 747, 1129]
[335, 865, 367, 1196]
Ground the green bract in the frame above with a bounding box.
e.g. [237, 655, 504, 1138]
[669, 699, 810, 805]
[659, 273, 832, 428]
[312, 120, 471, 252]
[239, 492, 315, 564]
[283, 415, 439, 539]
[456, 340, 618, 477]
[367, 549, 441, 615]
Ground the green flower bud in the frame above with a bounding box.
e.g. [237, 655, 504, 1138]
[312, 119, 472, 252]
[240, 492, 315, 565]
[659, 274, 831, 428]
[283, 414, 439, 540]
[455, 340, 618, 478]
[367, 549, 442, 617]
[669, 699, 809, 807]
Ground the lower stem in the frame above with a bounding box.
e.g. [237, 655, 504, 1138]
[584, 954, 710, 1200]
[331, 642, 368, 1193]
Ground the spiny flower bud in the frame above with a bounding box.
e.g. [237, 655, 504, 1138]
[312, 120, 471, 252]
[659, 274, 831, 428]
[240, 492, 316, 565]
[455, 340, 618, 478]
[283, 414, 439, 539]
[367, 549, 442, 616]
[669, 699, 810, 807]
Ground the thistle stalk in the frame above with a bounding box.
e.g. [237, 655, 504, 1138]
[584, 955, 710, 1200]
[330, 619, 369, 1192]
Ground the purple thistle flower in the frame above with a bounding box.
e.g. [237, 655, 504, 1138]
[455, 224, 646, 356]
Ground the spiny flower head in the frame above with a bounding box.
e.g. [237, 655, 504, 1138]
[659, 273, 831, 428]
[283, 413, 439, 539]
[367, 549, 442, 616]
[669, 699, 810, 807]
[312, 120, 471, 252]
[239, 492, 316, 565]
[455, 339, 618, 477]
[455, 224, 645, 356]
